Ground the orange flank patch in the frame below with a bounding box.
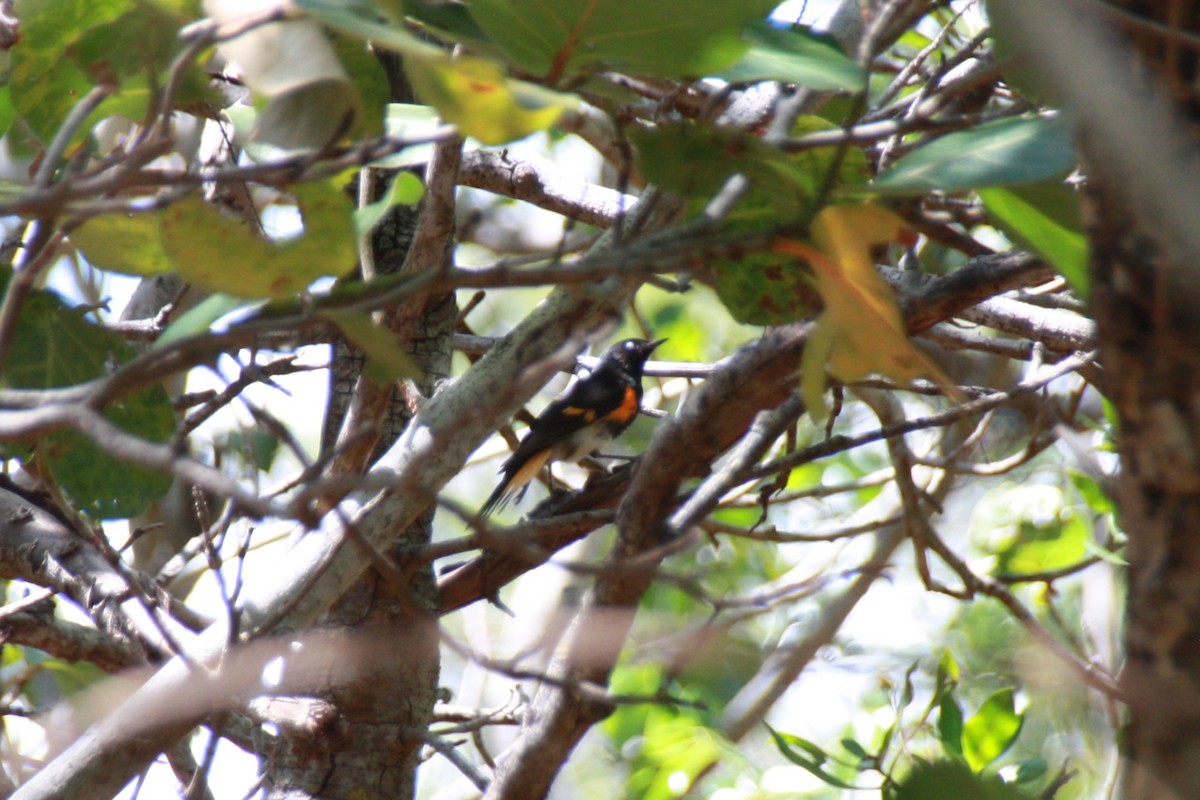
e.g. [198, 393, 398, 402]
[506, 449, 551, 498]
[563, 406, 598, 422]
[607, 386, 639, 424]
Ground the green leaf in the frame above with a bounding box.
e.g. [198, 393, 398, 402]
[633, 115, 867, 220]
[896, 29, 933, 53]
[161, 180, 357, 298]
[157, 294, 260, 347]
[225, 428, 282, 471]
[937, 692, 964, 758]
[254, 79, 365, 154]
[0, 86, 18, 142]
[295, 0, 437, 58]
[72, 1, 188, 86]
[468, 0, 775, 80]
[894, 759, 1033, 800]
[841, 738, 870, 760]
[1070, 471, 1115, 516]
[354, 171, 426, 239]
[11, 0, 208, 143]
[603, 662, 732, 800]
[697, 117, 868, 327]
[634, 715, 725, 800]
[1013, 757, 1048, 784]
[979, 182, 1088, 294]
[71, 212, 172, 276]
[994, 514, 1089, 576]
[407, 0, 493, 48]
[603, 662, 664, 745]
[873, 114, 1076, 193]
[630, 121, 817, 214]
[936, 649, 960, 689]
[720, 21, 865, 91]
[322, 309, 421, 383]
[962, 689, 1024, 771]
[766, 725, 866, 791]
[47, 384, 174, 519]
[5, 291, 110, 389]
[2, 286, 173, 518]
[10, 0, 129, 141]
[404, 52, 577, 145]
[331, 32, 391, 137]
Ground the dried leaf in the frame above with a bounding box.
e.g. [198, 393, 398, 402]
[777, 205, 962, 418]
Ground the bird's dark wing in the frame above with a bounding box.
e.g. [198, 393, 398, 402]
[511, 370, 627, 458]
[480, 369, 630, 516]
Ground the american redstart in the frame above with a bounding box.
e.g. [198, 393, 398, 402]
[480, 338, 665, 516]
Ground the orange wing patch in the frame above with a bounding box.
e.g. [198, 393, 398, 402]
[563, 406, 598, 422]
[605, 386, 639, 424]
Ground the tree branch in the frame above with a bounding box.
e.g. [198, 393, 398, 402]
[459, 149, 637, 229]
[0, 488, 197, 661]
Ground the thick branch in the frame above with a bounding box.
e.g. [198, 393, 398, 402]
[0, 488, 196, 661]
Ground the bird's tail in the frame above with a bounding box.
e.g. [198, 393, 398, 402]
[479, 449, 551, 517]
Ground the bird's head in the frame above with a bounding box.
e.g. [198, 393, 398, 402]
[600, 338, 665, 378]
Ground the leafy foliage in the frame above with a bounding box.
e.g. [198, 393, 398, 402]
[0, 1, 1128, 798]
[720, 21, 866, 90]
[11, 0, 209, 142]
[979, 181, 1089, 293]
[72, 213, 172, 277]
[874, 114, 1076, 192]
[890, 759, 1032, 800]
[468, 0, 776, 80]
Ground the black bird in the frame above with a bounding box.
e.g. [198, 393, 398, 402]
[480, 338, 665, 516]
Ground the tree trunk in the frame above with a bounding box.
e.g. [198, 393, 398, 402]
[1067, 4, 1200, 797]
[263, 52, 451, 798]
[1090, 172, 1200, 800]
[994, 1, 1200, 796]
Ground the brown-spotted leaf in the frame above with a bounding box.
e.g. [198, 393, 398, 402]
[161, 180, 356, 298]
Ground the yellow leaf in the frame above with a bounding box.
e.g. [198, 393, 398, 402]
[161, 180, 357, 299]
[405, 53, 577, 145]
[776, 205, 962, 418]
[801, 316, 836, 415]
[72, 212, 172, 277]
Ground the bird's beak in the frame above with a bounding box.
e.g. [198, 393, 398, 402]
[648, 338, 667, 354]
